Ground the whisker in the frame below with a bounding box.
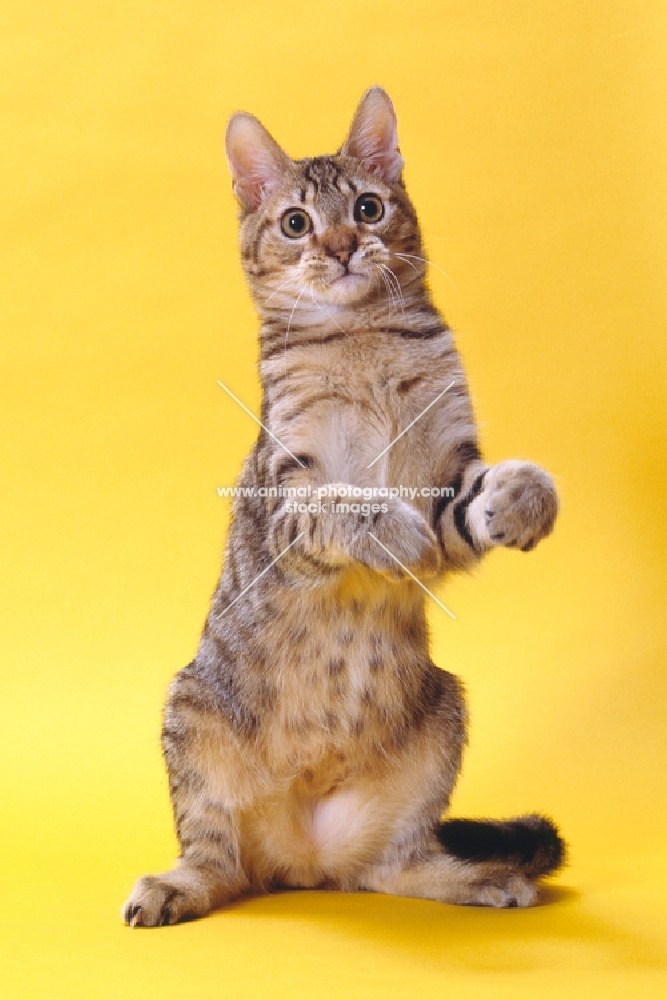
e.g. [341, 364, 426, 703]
[380, 263, 405, 316]
[395, 253, 460, 299]
[383, 271, 400, 315]
[264, 276, 296, 305]
[385, 272, 401, 311]
[377, 263, 404, 317]
[396, 255, 420, 274]
[374, 264, 396, 312]
[374, 264, 394, 303]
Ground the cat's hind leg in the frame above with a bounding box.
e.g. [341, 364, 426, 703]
[362, 852, 537, 907]
[347, 665, 565, 909]
[360, 814, 565, 908]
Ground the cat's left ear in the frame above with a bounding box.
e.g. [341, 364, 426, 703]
[225, 112, 291, 212]
[341, 87, 404, 184]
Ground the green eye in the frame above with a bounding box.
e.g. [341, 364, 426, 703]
[281, 209, 312, 239]
[354, 193, 384, 224]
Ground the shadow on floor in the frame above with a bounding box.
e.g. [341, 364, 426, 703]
[203, 880, 666, 975]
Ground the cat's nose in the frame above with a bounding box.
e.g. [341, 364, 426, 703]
[334, 246, 355, 266]
[324, 231, 358, 267]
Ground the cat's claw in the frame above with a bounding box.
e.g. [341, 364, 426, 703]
[122, 877, 193, 928]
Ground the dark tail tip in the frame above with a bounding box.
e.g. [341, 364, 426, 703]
[436, 813, 567, 879]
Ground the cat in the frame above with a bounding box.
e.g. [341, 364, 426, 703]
[123, 87, 564, 927]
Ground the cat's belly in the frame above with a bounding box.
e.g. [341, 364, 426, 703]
[258, 568, 429, 753]
[241, 779, 402, 888]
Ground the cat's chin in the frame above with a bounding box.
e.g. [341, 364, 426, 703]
[322, 273, 370, 306]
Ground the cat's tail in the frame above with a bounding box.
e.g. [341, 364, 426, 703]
[436, 813, 566, 880]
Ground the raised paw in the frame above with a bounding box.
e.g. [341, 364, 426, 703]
[484, 461, 558, 552]
[270, 482, 368, 570]
[272, 487, 441, 579]
[361, 500, 441, 579]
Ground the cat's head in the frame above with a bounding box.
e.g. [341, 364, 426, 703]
[225, 88, 425, 313]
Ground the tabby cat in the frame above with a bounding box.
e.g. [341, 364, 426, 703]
[123, 87, 563, 927]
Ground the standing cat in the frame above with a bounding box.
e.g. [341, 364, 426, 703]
[123, 87, 563, 927]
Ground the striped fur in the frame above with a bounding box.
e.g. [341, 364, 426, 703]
[123, 88, 561, 927]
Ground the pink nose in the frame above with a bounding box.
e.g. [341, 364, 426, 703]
[334, 247, 353, 266]
[324, 233, 358, 267]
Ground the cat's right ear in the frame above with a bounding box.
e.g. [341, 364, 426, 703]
[341, 87, 404, 184]
[225, 113, 291, 213]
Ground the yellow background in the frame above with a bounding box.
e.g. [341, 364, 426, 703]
[2, 1, 666, 996]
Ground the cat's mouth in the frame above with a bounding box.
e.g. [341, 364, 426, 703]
[325, 271, 368, 302]
[332, 271, 362, 284]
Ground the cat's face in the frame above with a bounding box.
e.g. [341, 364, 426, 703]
[226, 88, 424, 312]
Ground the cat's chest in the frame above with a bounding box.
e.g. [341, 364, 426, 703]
[267, 344, 454, 482]
[312, 346, 434, 408]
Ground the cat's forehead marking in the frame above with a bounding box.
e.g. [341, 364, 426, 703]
[300, 158, 348, 194]
[295, 157, 360, 223]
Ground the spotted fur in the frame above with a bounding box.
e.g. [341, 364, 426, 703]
[122, 88, 562, 927]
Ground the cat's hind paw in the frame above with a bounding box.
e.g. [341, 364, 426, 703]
[473, 875, 538, 908]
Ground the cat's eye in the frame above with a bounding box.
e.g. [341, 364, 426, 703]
[281, 209, 312, 239]
[354, 193, 384, 224]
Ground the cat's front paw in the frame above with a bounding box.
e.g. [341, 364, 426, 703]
[484, 461, 558, 552]
[362, 500, 441, 579]
[123, 875, 202, 927]
[270, 484, 355, 569]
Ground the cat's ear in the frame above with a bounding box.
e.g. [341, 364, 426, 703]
[341, 87, 404, 184]
[225, 113, 291, 212]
